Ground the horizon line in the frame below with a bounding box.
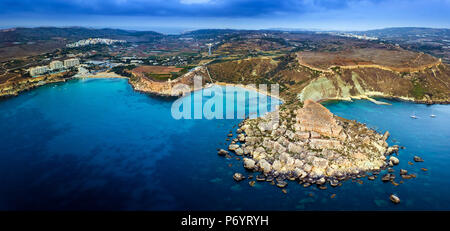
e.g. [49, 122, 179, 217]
[1, 25, 449, 35]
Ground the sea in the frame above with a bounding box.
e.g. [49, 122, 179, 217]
[0, 78, 448, 210]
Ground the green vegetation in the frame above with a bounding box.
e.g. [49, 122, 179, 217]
[410, 81, 426, 99]
[145, 73, 172, 81]
[110, 65, 136, 78]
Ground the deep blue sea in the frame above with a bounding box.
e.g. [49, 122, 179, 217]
[0, 78, 449, 210]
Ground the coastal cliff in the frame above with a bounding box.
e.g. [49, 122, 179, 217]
[0, 71, 75, 98]
[128, 66, 210, 97]
[297, 63, 450, 104]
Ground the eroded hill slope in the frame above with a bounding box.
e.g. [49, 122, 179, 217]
[206, 48, 450, 104]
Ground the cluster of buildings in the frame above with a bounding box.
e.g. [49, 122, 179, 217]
[327, 32, 378, 41]
[66, 38, 126, 48]
[29, 58, 80, 77]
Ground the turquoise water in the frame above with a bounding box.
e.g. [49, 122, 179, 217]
[0, 78, 448, 210]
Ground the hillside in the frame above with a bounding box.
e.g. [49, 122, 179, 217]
[0, 27, 163, 60]
[0, 27, 162, 43]
[206, 48, 450, 104]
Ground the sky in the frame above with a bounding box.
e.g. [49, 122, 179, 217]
[0, 0, 449, 33]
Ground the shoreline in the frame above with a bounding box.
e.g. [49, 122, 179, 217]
[213, 82, 285, 102]
[2, 73, 449, 106]
[73, 71, 129, 79]
[317, 95, 450, 106]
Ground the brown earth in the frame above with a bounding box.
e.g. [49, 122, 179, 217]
[205, 50, 450, 104]
[131, 66, 183, 76]
[296, 48, 440, 73]
[0, 70, 76, 98]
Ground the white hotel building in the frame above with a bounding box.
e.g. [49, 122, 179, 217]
[29, 58, 80, 77]
[29, 66, 49, 77]
[49, 60, 64, 70]
[64, 58, 80, 68]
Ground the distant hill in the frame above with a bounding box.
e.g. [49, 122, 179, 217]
[181, 29, 244, 39]
[353, 27, 450, 64]
[356, 27, 450, 39]
[0, 27, 163, 44]
[0, 27, 164, 61]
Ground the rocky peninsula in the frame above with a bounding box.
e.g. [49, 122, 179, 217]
[0, 70, 76, 98]
[224, 99, 398, 187]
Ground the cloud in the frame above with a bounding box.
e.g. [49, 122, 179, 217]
[180, 0, 212, 4]
[0, 0, 362, 17]
[0, 0, 448, 30]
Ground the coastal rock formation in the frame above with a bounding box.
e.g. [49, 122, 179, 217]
[0, 71, 75, 98]
[234, 99, 391, 184]
[128, 66, 209, 97]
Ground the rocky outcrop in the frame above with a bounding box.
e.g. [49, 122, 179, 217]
[233, 99, 392, 185]
[0, 71, 75, 98]
[295, 99, 345, 140]
[128, 66, 209, 97]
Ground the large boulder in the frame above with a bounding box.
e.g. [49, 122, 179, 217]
[390, 194, 400, 204]
[309, 138, 343, 150]
[243, 158, 256, 170]
[233, 173, 245, 182]
[272, 160, 282, 172]
[217, 149, 229, 156]
[288, 142, 303, 153]
[382, 131, 390, 141]
[235, 148, 244, 156]
[228, 144, 239, 151]
[258, 159, 272, 173]
[295, 99, 345, 140]
[390, 156, 400, 165]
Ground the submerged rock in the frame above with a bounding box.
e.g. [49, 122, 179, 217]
[382, 174, 395, 182]
[402, 173, 416, 179]
[276, 180, 288, 188]
[330, 179, 339, 187]
[217, 149, 229, 156]
[256, 175, 266, 181]
[413, 156, 424, 162]
[316, 177, 326, 185]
